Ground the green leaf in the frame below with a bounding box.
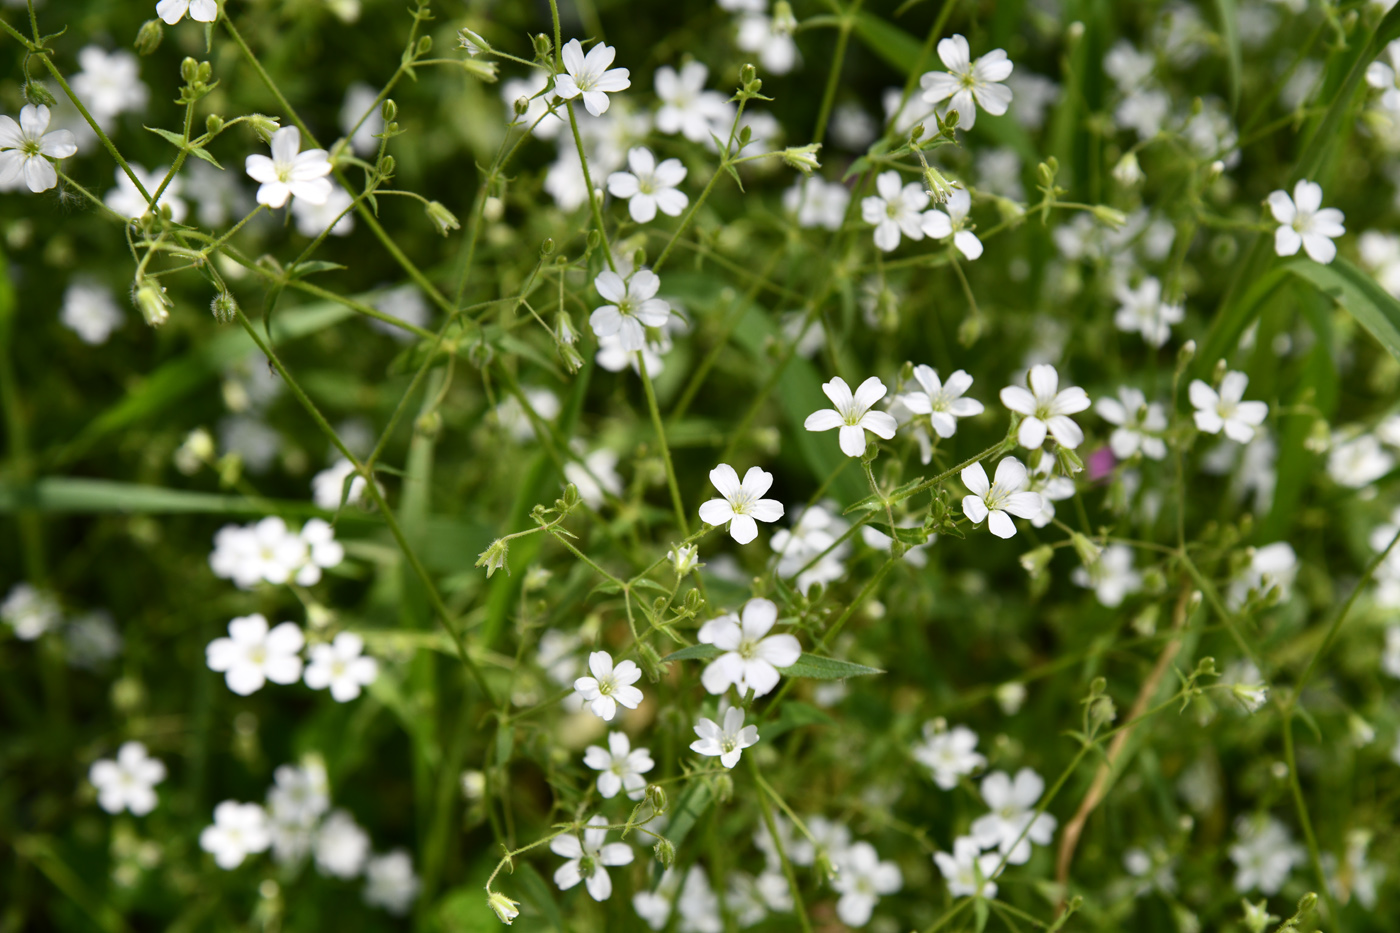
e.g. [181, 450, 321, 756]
[851, 11, 922, 74]
[762, 700, 836, 742]
[659, 779, 712, 858]
[287, 260, 348, 280]
[0, 478, 322, 515]
[513, 862, 566, 932]
[660, 644, 722, 663]
[185, 145, 223, 169]
[1214, 0, 1242, 111]
[1286, 257, 1400, 362]
[144, 125, 188, 148]
[783, 654, 885, 679]
[1197, 265, 1289, 369]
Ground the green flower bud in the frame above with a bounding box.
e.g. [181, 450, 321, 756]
[248, 114, 281, 143]
[380, 99, 398, 123]
[210, 290, 238, 323]
[532, 33, 553, 60]
[134, 19, 164, 56]
[180, 57, 199, 84]
[1241, 899, 1278, 933]
[782, 143, 822, 176]
[1019, 544, 1053, 578]
[459, 28, 490, 55]
[24, 82, 57, 108]
[773, 1, 797, 35]
[416, 409, 442, 438]
[476, 538, 510, 578]
[463, 59, 500, 82]
[487, 891, 520, 925]
[379, 154, 396, 177]
[645, 784, 668, 814]
[416, 35, 433, 56]
[1091, 204, 1128, 229]
[653, 836, 675, 865]
[1112, 151, 1143, 187]
[426, 201, 461, 236]
[133, 282, 171, 328]
[206, 114, 225, 135]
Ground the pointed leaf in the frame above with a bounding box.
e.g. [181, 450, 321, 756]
[783, 654, 884, 679]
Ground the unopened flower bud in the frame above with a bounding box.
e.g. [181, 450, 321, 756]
[773, 1, 798, 34]
[1206, 160, 1225, 182]
[24, 82, 57, 108]
[1176, 339, 1196, 369]
[462, 59, 500, 81]
[637, 642, 664, 682]
[1230, 681, 1268, 713]
[1241, 899, 1278, 933]
[1296, 892, 1318, 915]
[487, 891, 520, 925]
[957, 314, 982, 346]
[670, 544, 699, 576]
[248, 114, 281, 143]
[683, 588, 705, 613]
[425, 200, 460, 236]
[532, 33, 553, 60]
[476, 538, 510, 578]
[645, 784, 668, 815]
[1056, 446, 1085, 476]
[416, 35, 433, 56]
[557, 340, 585, 374]
[174, 427, 215, 474]
[416, 409, 442, 438]
[206, 113, 225, 135]
[211, 290, 238, 323]
[379, 154, 396, 177]
[1020, 544, 1053, 578]
[1112, 151, 1144, 187]
[513, 96, 531, 117]
[1089, 693, 1117, 728]
[740, 63, 757, 88]
[459, 28, 490, 56]
[1070, 531, 1101, 568]
[181, 57, 199, 84]
[782, 143, 822, 175]
[484, 196, 505, 222]
[711, 773, 733, 803]
[1037, 158, 1058, 187]
[133, 282, 171, 327]
[134, 19, 164, 55]
[1091, 205, 1128, 229]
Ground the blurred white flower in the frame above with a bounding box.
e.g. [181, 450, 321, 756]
[1071, 544, 1142, 607]
[564, 447, 624, 509]
[201, 801, 271, 869]
[1114, 277, 1184, 347]
[60, 281, 123, 345]
[89, 742, 166, 815]
[205, 613, 305, 696]
[312, 458, 371, 510]
[735, 15, 798, 75]
[832, 841, 902, 927]
[1268, 180, 1344, 264]
[912, 723, 986, 790]
[304, 632, 378, 702]
[339, 82, 385, 156]
[783, 175, 849, 231]
[71, 47, 148, 125]
[1096, 386, 1167, 460]
[315, 809, 371, 879]
[104, 163, 186, 222]
[1229, 816, 1305, 894]
[1327, 433, 1394, 488]
[934, 835, 1002, 898]
[970, 768, 1058, 864]
[653, 62, 732, 143]
[2, 582, 61, 640]
[364, 850, 420, 914]
[291, 184, 355, 237]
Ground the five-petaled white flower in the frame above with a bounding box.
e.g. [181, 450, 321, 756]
[698, 464, 785, 544]
[654, 62, 732, 143]
[245, 126, 333, 209]
[1114, 276, 1184, 347]
[861, 170, 930, 252]
[912, 723, 986, 790]
[200, 800, 271, 869]
[89, 741, 167, 816]
[206, 613, 305, 696]
[697, 597, 801, 698]
[1096, 386, 1167, 460]
[552, 814, 634, 901]
[1071, 543, 1143, 607]
[1190, 369, 1268, 443]
[921, 188, 983, 259]
[1000, 364, 1091, 450]
[899, 366, 984, 438]
[156, 0, 218, 24]
[832, 841, 903, 928]
[1267, 180, 1344, 264]
[919, 34, 1014, 130]
[303, 632, 379, 702]
[573, 650, 644, 721]
[934, 835, 1003, 899]
[589, 269, 672, 352]
[554, 39, 631, 117]
[804, 376, 900, 457]
[970, 768, 1058, 865]
[0, 104, 77, 193]
[691, 705, 760, 769]
[607, 147, 688, 223]
[583, 731, 655, 800]
[961, 458, 1044, 540]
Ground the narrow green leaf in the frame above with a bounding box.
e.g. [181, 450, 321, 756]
[287, 260, 348, 280]
[185, 145, 223, 169]
[513, 862, 566, 931]
[762, 700, 837, 742]
[783, 654, 885, 679]
[1197, 265, 1289, 368]
[659, 779, 712, 858]
[851, 11, 922, 74]
[1286, 257, 1400, 362]
[0, 478, 321, 515]
[660, 644, 722, 663]
[144, 125, 188, 148]
[1214, 0, 1242, 111]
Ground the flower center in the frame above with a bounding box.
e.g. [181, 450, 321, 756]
[984, 483, 1010, 512]
[249, 645, 268, 665]
[21, 138, 43, 158]
[579, 855, 596, 877]
[958, 70, 978, 90]
[738, 637, 759, 660]
[720, 735, 738, 753]
[597, 675, 616, 697]
[574, 68, 599, 92]
[331, 660, 347, 679]
[637, 176, 655, 194]
[729, 490, 755, 515]
[886, 202, 899, 218]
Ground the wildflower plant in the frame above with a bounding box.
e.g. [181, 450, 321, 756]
[6, 1, 1400, 931]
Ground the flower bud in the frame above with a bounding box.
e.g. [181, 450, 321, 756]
[1056, 446, 1085, 476]
[416, 35, 433, 56]
[1230, 681, 1267, 713]
[463, 59, 500, 81]
[1295, 892, 1318, 915]
[637, 642, 664, 683]
[532, 33, 553, 60]
[1070, 531, 1101, 567]
[484, 196, 505, 221]
[513, 96, 531, 117]
[1091, 205, 1128, 229]
[712, 773, 733, 803]
[782, 143, 822, 175]
[653, 835, 676, 865]
[133, 282, 171, 327]
[181, 57, 200, 84]
[1037, 158, 1058, 188]
[206, 114, 225, 135]
[1112, 151, 1143, 187]
[670, 544, 699, 576]
[248, 114, 281, 143]
[426, 201, 461, 236]
[645, 784, 668, 815]
[1089, 693, 1117, 728]
[1019, 544, 1053, 578]
[416, 409, 442, 438]
[174, 427, 215, 474]
[487, 891, 520, 925]
[476, 538, 510, 578]
[459, 28, 490, 56]
[379, 154, 396, 177]
[957, 314, 982, 346]
[24, 82, 58, 108]
[773, 1, 797, 35]
[211, 290, 238, 323]
[1176, 339, 1196, 370]
[740, 63, 758, 89]
[1206, 159, 1225, 182]
[134, 19, 164, 55]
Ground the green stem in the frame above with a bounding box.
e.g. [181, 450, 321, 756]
[639, 359, 689, 535]
[748, 757, 812, 933]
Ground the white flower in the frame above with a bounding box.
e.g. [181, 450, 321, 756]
[633, 868, 680, 929]
[1222, 660, 1269, 713]
[293, 518, 345, 586]
[200, 801, 271, 869]
[267, 760, 330, 826]
[727, 870, 789, 926]
[573, 650, 644, 721]
[60, 281, 123, 345]
[832, 841, 902, 928]
[1104, 40, 1156, 92]
[364, 850, 420, 915]
[1, 583, 61, 640]
[104, 163, 187, 222]
[1026, 457, 1075, 528]
[1227, 542, 1297, 608]
[1006, 72, 1059, 128]
[551, 814, 634, 901]
[1367, 40, 1400, 112]
[918, 34, 1014, 130]
[245, 126, 332, 209]
[312, 458, 370, 510]
[691, 705, 759, 768]
[1000, 364, 1091, 450]
[654, 62, 732, 143]
[970, 768, 1058, 865]
[564, 447, 624, 509]
[502, 72, 565, 140]
[735, 15, 799, 76]
[1096, 387, 1167, 460]
[607, 147, 688, 223]
[1327, 433, 1394, 488]
[207, 517, 303, 588]
[1267, 181, 1344, 264]
[697, 597, 801, 697]
[804, 376, 900, 457]
[1229, 816, 1305, 894]
[1113, 277, 1184, 347]
[537, 628, 583, 687]
[590, 269, 672, 352]
[1190, 370, 1268, 443]
[899, 366, 984, 438]
[64, 610, 124, 669]
[788, 815, 852, 867]
[290, 184, 355, 237]
[783, 176, 849, 231]
[934, 835, 1002, 899]
[89, 742, 166, 816]
[339, 82, 385, 156]
[1359, 231, 1400, 297]
[155, 0, 217, 24]
[698, 463, 785, 544]
[1071, 544, 1142, 607]
[912, 723, 986, 790]
[1382, 626, 1400, 679]
[771, 504, 850, 594]
[71, 47, 149, 126]
[315, 809, 371, 879]
[304, 632, 378, 702]
[495, 386, 561, 442]
[583, 732, 655, 800]
[1115, 88, 1171, 140]
[554, 39, 631, 117]
[961, 458, 1044, 539]
[921, 189, 983, 259]
[205, 613, 305, 696]
[0, 104, 76, 193]
[861, 170, 929, 252]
